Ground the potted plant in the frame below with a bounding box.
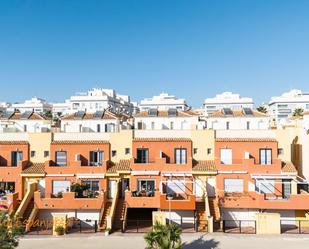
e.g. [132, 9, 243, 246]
[104, 228, 111, 236]
[54, 226, 65, 236]
[71, 183, 89, 198]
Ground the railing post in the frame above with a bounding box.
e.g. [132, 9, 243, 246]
[223, 220, 225, 233]
[255, 220, 256, 234]
[299, 220, 301, 234]
[94, 221, 98, 233]
[239, 221, 242, 234]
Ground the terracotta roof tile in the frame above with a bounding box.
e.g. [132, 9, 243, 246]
[107, 160, 131, 173]
[192, 160, 217, 172]
[134, 110, 198, 118]
[209, 109, 267, 118]
[0, 141, 29, 145]
[51, 140, 109, 144]
[22, 163, 45, 174]
[133, 138, 192, 142]
[215, 138, 276, 142]
[7, 112, 49, 120]
[281, 161, 297, 173]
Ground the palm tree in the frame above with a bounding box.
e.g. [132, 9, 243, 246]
[144, 221, 182, 249]
[293, 108, 304, 117]
[256, 106, 267, 114]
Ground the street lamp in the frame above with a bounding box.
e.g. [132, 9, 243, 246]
[167, 195, 173, 226]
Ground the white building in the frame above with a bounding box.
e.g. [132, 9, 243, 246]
[57, 88, 135, 115]
[204, 92, 254, 116]
[207, 108, 270, 130]
[0, 102, 11, 112]
[0, 111, 51, 133]
[138, 92, 189, 112]
[268, 89, 309, 125]
[134, 109, 204, 131]
[10, 97, 52, 113]
[60, 110, 130, 133]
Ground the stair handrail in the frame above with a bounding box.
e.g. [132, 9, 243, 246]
[106, 181, 120, 230]
[15, 182, 37, 218]
[98, 190, 108, 227]
[121, 202, 128, 232]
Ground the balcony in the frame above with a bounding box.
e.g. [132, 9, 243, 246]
[160, 193, 196, 210]
[53, 132, 112, 141]
[34, 191, 106, 210]
[45, 160, 108, 174]
[125, 190, 161, 208]
[130, 157, 193, 172]
[0, 193, 19, 211]
[218, 191, 309, 210]
[215, 130, 276, 139]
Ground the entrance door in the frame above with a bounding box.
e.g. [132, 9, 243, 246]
[38, 179, 46, 196]
[207, 178, 216, 197]
[121, 179, 129, 198]
[108, 180, 117, 199]
[195, 179, 204, 198]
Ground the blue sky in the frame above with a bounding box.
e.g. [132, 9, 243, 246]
[0, 0, 309, 107]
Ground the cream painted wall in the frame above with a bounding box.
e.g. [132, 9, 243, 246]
[109, 130, 133, 163]
[191, 130, 215, 161]
[28, 133, 52, 163]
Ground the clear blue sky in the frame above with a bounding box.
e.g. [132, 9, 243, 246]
[0, 0, 309, 107]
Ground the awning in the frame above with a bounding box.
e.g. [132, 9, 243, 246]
[131, 171, 160, 176]
[76, 174, 105, 179]
[162, 172, 192, 177]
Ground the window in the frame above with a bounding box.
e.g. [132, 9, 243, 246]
[170, 122, 174, 130]
[174, 148, 187, 164]
[97, 124, 101, 132]
[44, 151, 50, 157]
[105, 123, 116, 132]
[193, 148, 198, 155]
[79, 124, 82, 132]
[137, 122, 143, 130]
[259, 149, 272, 165]
[166, 180, 185, 194]
[52, 180, 70, 195]
[125, 148, 130, 155]
[0, 182, 15, 194]
[82, 180, 100, 192]
[89, 151, 103, 166]
[11, 151, 23, 166]
[31, 151, 36, 157]
[246, 121, 250, 130]
[151, 122, 155, 130]
[23, 125, 27, 132]
[112, 150, 117, 157]
[136, 148, 149, 163]
[55, 151, 67, 166]
[226, 122, 230, 130]
[137, 179, 155, 192]
[278, 148, 284, 155]
[207, 148, 212, 155]
[220, 149, 232, 164]
[224, 179, 244, 193]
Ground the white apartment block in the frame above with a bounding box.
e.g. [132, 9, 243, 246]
[204, 92, 254, 116]
[0, 111, 51, 133]
[138, 92, 189, 111]
[0, 102, 11, 112]
[53, 88, 134, 115]
[207, 108, 270, 130]
[60, 110, 130, 133]
[10, 97, 52, 113]
[268, 89, 309, 125]
[134, 109, 204, 131]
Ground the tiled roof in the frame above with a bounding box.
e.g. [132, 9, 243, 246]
[22, 163, 45, 174]
[51, 140, 109, 144]
[192, 160, 217, 172]
[215, 138, 277, 142]
[134, 110, 198, 118]
[281, 161, 297, 173]
[133, 138, 192, 142]
[0, 141, 29, 145]
[209, 109, 267, 118]
[107, 160, 131, 173]
[5, 112, 49, 120]
[62, 111, 126, 120]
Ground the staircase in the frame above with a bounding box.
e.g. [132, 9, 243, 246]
[100, 202, 112, 231]
[209, 197, 220, 221]
[112, 199, 126, 231]
[196, 201, 208, 231]
[23, 199, 34, 221]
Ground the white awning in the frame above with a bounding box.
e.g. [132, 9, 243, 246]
[218, 171, 248, 174]
[251, 174, 296, 179]
[162, 172, 192, 177]
[76, 173, 105, 179]
[131, 171, 160, 176]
